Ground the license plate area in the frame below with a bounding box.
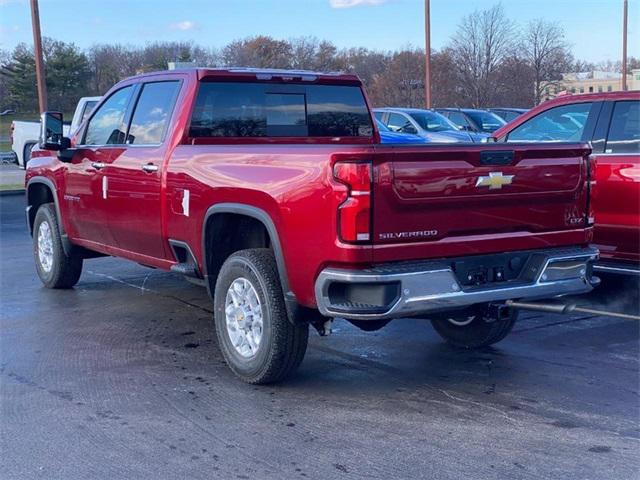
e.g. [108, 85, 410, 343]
[452, 252, 531, 287]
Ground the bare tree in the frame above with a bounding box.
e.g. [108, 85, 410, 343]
[450, 4, 514, 107]
[339, 47, 389, 88]
[369, 49, 424, 108]
[290, 37, 342, 72]
[221, 36, 292, 69]
[522, 19, 571, 104]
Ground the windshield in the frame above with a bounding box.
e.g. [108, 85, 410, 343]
[466, 110, 506, 133]
[408, 111, 457, 132]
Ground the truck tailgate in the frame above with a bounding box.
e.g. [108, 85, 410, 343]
[372, 144, 591, 258]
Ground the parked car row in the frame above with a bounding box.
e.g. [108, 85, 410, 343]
[374, 108, 488, 143]
[374, 106, 528, 144]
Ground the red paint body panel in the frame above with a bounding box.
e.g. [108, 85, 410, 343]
[26, 68, 596, 310]
[592, 153, 640, 264]
[494, 91, 640, 267]
[106, 146, 166, 259]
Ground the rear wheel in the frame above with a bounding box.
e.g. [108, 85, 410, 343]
[213, 248, 308, 384]
[33, 203, 83, 288]
[431, 305, 517, 348]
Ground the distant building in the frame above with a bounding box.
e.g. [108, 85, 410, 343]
[541, 69, 640, 101]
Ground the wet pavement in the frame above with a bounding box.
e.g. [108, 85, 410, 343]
[1, 193, 639, 480]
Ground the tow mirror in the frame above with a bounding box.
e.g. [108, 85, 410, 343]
[39, 111, 70, 151]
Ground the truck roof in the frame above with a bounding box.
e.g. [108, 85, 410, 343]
[124, 67, 362, 85]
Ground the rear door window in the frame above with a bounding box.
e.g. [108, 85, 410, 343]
[605, 100, 640, 154]
[506, 103, 593, 142]
[189, 82, 373, 138]
[127, 81, 181, 145]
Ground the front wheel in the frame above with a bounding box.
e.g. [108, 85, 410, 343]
[33, 203, 83, 288]
[431, 305, 517, 349]
[213, 248, 308, 384]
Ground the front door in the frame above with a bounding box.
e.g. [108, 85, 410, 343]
[105, 80, 182, 260]
[63, 85, 135, 247]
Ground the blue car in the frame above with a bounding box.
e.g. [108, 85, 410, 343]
[435, 108, 507, 134]
[374, 108, 487, 142]
[376, 119, 427, 144]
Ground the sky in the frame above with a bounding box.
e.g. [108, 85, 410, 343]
[0, 0, 638, 63]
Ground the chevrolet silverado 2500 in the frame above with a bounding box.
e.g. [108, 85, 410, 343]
[26, 68, 599, 383]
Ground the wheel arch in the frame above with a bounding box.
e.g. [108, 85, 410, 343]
[201, 203, 291, 297]
[26, 176, 73, 255]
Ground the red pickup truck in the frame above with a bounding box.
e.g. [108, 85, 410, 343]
[27, 68, 599, 383]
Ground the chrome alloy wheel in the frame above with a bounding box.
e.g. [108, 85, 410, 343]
[37, 221, 54, 273]
[224, 277, 264, 358]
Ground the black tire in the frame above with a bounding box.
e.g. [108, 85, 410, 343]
[33, 203, 83, 289]
[23, 142, 35, 169]
[213, 248, 308, 384]
[431, 306, 517, 349]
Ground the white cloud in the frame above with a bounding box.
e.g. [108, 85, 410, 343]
[170, 20, 198, 31]
[329, 0, 388, 8]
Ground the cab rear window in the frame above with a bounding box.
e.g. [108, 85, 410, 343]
[189, 82, 373, 138]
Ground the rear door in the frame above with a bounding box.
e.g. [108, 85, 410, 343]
[591, 99, 640, 264]
[372, 144, 590, 257]
[106, 79, 182, 260]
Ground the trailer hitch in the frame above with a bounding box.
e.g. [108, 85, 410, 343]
[505, 300, 640, 321]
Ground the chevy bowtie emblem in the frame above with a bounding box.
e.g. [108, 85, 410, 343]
[475, 172, 514, 190]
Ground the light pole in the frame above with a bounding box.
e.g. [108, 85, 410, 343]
[622, 0, 628, 91]
[29, 0, 47, 112]
[424, 0, 432, 109]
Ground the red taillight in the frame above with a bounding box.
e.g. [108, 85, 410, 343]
[333, 161, 372, 243]
[10, 122, 14, 144]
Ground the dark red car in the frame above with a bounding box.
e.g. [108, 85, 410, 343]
[494, 91, 640, 274]
[26, 69, 599, 383]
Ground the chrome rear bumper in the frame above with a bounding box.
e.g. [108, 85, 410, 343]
[315, 247, 599, 320]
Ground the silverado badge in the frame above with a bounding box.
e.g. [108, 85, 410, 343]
[475, 172, 514, 190]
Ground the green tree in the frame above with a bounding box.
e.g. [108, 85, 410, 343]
[0, 43, 38, 112]
[0, 39, 91, 113]
[44, 39, 91, 112]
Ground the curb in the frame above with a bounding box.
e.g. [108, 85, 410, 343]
[0, 189, 25, 196]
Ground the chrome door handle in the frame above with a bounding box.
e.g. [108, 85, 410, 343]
[91, 162, 105, 170]
[142, 163, 158, 173]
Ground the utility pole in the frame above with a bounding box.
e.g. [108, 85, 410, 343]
[29, 0, 47, 112]
[424, 0, 432, 109]
[622, 0, 628, 91]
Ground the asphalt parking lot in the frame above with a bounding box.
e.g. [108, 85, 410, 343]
[1, 193, 639, 480]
